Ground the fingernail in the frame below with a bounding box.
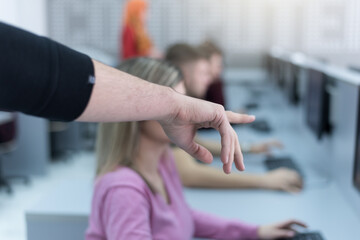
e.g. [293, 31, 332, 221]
[224, 156, 228, 164]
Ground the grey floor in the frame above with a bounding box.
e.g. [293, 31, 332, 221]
[0, 151, 96, 240]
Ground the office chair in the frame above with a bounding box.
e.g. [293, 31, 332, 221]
[50, 121, 85, 160]
[0, 112, 30, 194]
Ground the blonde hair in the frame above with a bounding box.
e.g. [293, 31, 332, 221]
[96, 58, 182, 177]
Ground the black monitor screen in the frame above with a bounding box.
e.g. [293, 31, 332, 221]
[354, 90, 360, 193]
[277, 59, 286, 88]
[349, 65, 360, 73]
[285, 63, 300, 105]
[267, 56, 277, 83]
[269, 58, 281, 85]
[265, 55, 272, 78]
[355, 143, 360, 193]
[305, 68, 329, 139]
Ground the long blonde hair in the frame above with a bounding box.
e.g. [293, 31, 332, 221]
[96, 58, 182, 177]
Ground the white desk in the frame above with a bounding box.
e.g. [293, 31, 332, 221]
[185, 182, 360, 240]
[270, 50, 360, 86]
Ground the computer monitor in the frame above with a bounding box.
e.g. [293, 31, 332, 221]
[355, 152, 360, 193]
[277, 59, 286, 88]
[305, 68, 331, 139]
[349, 65, 360, 73]
[268, 56, 278, 83]
[265, 54, 272, 80]
[354, 89, 360, 193]
[268, 56, 280, 84]
[285, 63, 300, 105]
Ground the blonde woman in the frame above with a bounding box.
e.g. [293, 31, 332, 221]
[86, 58, 306, 240]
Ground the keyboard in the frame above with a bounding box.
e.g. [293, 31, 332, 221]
[264, 156, 303, 176]
[249, 120, 272, 133]
[279, 232, 324, 240]
[244, 102, 259, 110]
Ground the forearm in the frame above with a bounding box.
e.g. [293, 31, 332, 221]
[195, 137, 222, 156]
[192, 209, 258, 240]
[195, 137, 252, 156]
[77, 60, 177, 122]
[184, 164, 266, 189]
[174, 148, 266, 189]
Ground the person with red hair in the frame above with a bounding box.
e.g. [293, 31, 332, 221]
[120, 0, 161, 60]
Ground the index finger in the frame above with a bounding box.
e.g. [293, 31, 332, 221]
[226, 111, 256, 124]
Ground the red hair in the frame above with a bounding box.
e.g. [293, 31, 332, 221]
[123, 0, 152, 56]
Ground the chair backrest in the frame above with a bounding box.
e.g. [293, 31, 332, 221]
[0, 112, 17, 152]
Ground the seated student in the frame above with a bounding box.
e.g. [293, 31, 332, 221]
[198, 40, 226, 106]
[86, 58, 306, 240]
[165, 43, 212, 99]
[165, 44, 303, 193]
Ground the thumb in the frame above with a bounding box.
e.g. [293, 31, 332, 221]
[182, 141, 213, 164]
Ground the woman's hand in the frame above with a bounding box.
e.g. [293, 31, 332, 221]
[250, 140, 284, 154]
[160, 91, 255, 174]
[258, 220, 307, 239]
[261, 168, 303, 193]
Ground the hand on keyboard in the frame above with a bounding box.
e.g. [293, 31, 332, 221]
[258, 219, 307, 239]
[263, 168, 303, 193]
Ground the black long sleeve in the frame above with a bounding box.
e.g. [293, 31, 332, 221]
[0, 22, 95, 121]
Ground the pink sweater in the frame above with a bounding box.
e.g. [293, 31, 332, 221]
[86, 151, 259, 240]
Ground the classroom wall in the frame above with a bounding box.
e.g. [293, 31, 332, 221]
[46, 0, 360, 68]
[0, 0, 47, 36]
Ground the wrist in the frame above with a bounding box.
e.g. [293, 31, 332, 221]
[156, 86, 180, 123]
[252, 225, 262, 240]
[257, 225, 264, 239]
[257, 174, 271, 189]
